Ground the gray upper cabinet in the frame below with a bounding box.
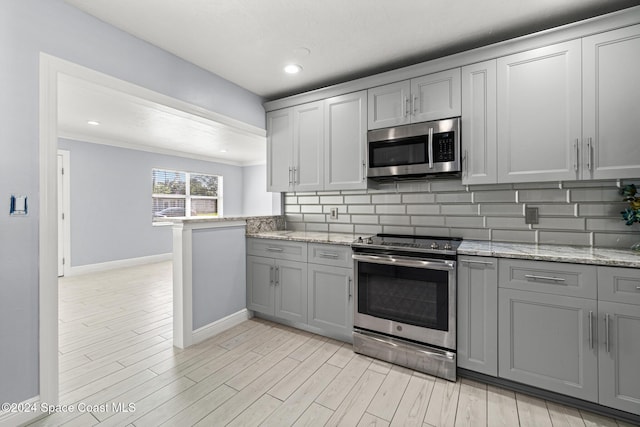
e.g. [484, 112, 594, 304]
[582, 24, 640, 180]
[266, 108, 294, 192]
[461, 60, 498, 185]
[367, 69, 461, 130]
[266, 101, 323, 192]
[457, 256, 498, 376]
[324, 90, 367, 190]
[497, 40, 582, 183]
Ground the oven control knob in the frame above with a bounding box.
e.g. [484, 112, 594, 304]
[443, 242, 452, 250]
[356, 237, 363, 243]
[366, 237, 373, 244]
[430, 242, 439, 250]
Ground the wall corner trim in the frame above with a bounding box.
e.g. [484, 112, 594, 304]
[191, 309, 253, 346]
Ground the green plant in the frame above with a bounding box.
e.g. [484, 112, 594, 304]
[620, 184, 640, 226]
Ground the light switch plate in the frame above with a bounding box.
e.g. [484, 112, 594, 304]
[10, 195, 28, 215]
[525, 206, 539, 224]
[330, 208, 338, 220]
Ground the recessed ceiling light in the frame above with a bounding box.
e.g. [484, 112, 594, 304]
[284, 64, 303, 74]
[87, 120, 100, 126]
[220, 149, 228, 153]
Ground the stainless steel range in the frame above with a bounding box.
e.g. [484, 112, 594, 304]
[352, 234, 461, 381]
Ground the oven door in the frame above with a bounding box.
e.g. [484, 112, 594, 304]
[353, 253, 456, 350]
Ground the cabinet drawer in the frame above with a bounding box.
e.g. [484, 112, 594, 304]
[308, 243, 353, 268]
[498, 259, 596, 299]
[597, 266, 640, 306]
[246, 238, 307, 262]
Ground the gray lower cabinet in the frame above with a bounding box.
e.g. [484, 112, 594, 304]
[597, 266, 640, 415]
[498, 287, 599, 402]
[457, 256, 498, 376]
[307, 263, 353, 340]
[246, 255, 307, 323]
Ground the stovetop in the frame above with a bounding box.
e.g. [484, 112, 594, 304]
[352, 234, 461, 256]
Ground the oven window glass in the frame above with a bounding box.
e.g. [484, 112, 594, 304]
[369, 136, 427, 168]
[357, 262, 449, 331]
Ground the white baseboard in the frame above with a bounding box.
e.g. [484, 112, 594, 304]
[0, 396, 42, 427]
[191, 309, 252, 345]
[66, 253, 172, 276]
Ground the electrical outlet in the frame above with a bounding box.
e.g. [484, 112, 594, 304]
[525, 207, 539, 224]
[330, 208, 338, 220]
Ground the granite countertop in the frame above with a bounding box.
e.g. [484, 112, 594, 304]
[246, 230, 370, 246]
[459, 240, 640, 268]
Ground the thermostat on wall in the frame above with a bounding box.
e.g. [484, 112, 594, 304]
[10, 195, 27, 215]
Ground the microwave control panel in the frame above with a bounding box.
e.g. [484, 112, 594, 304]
[433, 132, 455, 162]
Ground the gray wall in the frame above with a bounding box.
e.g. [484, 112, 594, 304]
[58, 138, 261, 267]
[0, 0, 264, 404]
[285, 178, 640, 248]
[192, 226, 247, 330]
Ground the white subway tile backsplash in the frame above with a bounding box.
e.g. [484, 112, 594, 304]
[517, 189, 569, 203]
[436, 192, 473, 203]
[283, 179, 634, 248]
[407, 204, 440, 215]
[473, 190, 516, 203]
[440, 204, 479, 215]
[320, 195, 344, 204]
[479, 204, 524, 216]
[351, 215, 380, 224]
[569, 188, 620, 202]
[348, 205, 376, 214]
[402, 193, 436, 204]
[532, 217, 585, 230]
[492, 229, 537, 243]
[411, 216, 446, 226]
[376, 205, 406, 214]
[380, 215, 411, 226]
[445, 216, 484, 228]
[372, 194, 402, 204]
[538, 231, 591, 246]
[344, 195, 372, 204]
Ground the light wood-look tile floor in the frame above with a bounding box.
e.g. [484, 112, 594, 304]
[29, 261, 636, 427]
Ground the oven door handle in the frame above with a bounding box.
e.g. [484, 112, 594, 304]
[352, 254, 455, 270]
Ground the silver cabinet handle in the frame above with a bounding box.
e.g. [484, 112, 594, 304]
[269, 266, 274, 285]
[574, 139, 579, 172]
[524, 274, 566, 282]
[318, 252, 339, 259]
[428, 127, 434, 169]
[413, 95, 418, 114]
[275, 266, 280, 286]
[266, 247, 284, 252]
[293, 166, 297, 185]
[460, 259, 494, 266]
[463, 149, 468, 178]
[288, 166, 293, 186]
[604, 313, 610, 353]
[347, 276, 352, 298]
[588, 311, 594, 350]
[362, 161, 366, 182]
[404, 96, 409, 117]
[587, 137, 593, 171]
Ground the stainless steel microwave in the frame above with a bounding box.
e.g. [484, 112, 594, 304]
[367, 117, 461, 181]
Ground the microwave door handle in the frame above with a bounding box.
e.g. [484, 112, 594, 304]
[428, 128, 434, 169]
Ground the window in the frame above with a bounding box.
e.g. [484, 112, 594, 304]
[152, 169, 222, 222]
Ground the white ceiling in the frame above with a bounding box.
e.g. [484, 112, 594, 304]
[59, 0, 638, 163]
[64, 0, 638, 100]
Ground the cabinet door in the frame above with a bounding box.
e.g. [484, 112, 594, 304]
[293, 101, 324, 191]
[307, 264, 353, 340]
[583, 24, 640, 180]
[598, 301, 640, 414]
[497, 40, 581, 183]
[274, 259, 307, 323]
[266, 108, 294, 192]
[498, 288, 598, 402]
[457, 256, 498, 376]
[461, 60, 497, 184]
[246, 256, 274, 315]
[411, 68, 461, 123]
[324, 90, 367, 190]
[367, 80, 411, 130]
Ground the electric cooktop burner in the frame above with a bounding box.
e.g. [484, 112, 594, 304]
[352, 233, 461, 256]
